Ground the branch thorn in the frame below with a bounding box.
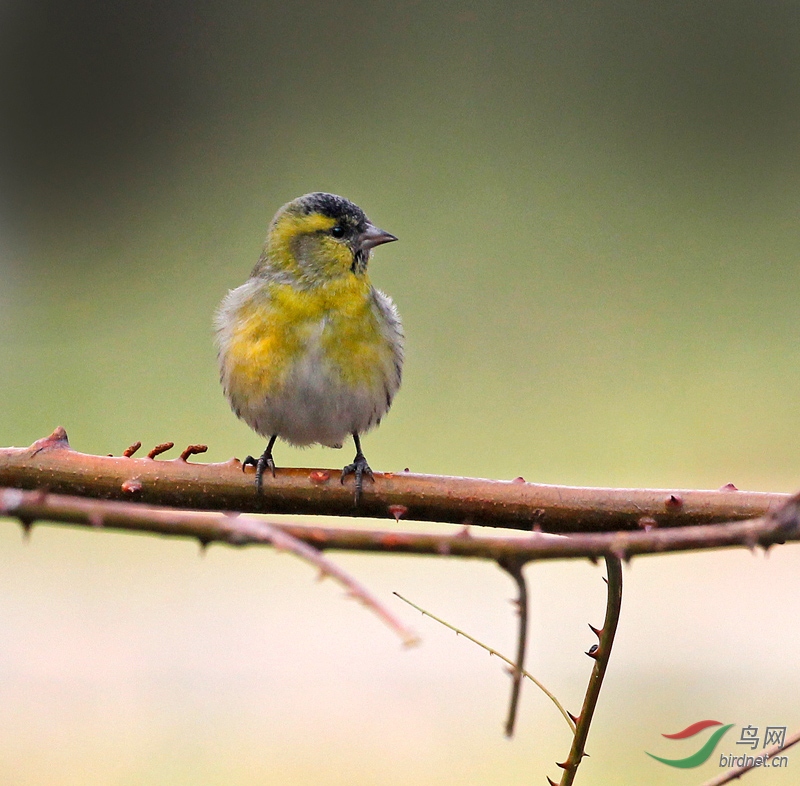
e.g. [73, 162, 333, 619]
[19, 517, 34, 540]
[388, 504, 408, 521]
[29, 426, 71, 457]
[665, 494, 683, 510]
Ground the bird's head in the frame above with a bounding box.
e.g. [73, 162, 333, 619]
[255, 192, 397, 282]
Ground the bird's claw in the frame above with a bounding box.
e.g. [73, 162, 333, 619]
[341, 453, 374, 505]
[243, 450, 276, 493]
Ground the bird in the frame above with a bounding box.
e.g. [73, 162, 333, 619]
[214, 192, 403, 504]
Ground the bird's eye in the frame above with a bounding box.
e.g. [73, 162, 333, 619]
[330, 225, 345, 238]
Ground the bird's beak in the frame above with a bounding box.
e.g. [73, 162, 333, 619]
[358, 224, 398, 252]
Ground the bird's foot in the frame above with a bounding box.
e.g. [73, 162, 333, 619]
[243, 446, 276, 493]
[341, 452, 374, 505]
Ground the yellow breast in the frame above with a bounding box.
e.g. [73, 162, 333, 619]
[223, 277, 390, 407]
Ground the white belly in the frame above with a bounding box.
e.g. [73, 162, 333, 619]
[242, 341, 392, 448]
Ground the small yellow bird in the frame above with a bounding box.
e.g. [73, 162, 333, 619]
[215, 192, 403, 503]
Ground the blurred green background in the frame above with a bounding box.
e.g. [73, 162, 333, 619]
[1, 2, 799, 783]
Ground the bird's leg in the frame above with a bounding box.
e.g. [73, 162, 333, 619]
[341, 432, 374, 505]
[242, 434, 277, 493]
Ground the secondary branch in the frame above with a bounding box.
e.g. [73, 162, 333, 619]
[2, 486, 798, 562]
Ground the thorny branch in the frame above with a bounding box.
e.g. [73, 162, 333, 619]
[550, 557, 624, 786]
[0, 428, 789, 533]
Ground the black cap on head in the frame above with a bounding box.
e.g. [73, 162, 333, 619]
[295, 192, 369, 232]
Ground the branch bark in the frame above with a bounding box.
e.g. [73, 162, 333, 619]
[0, 428, 789, 533]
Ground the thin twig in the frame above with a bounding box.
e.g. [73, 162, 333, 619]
[498, 557, 529, 738]
[0, 428, 788, 532]
[698, 727, 800, 786]
[551, 556, 623, 786]
[393, 592, 575, 733]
